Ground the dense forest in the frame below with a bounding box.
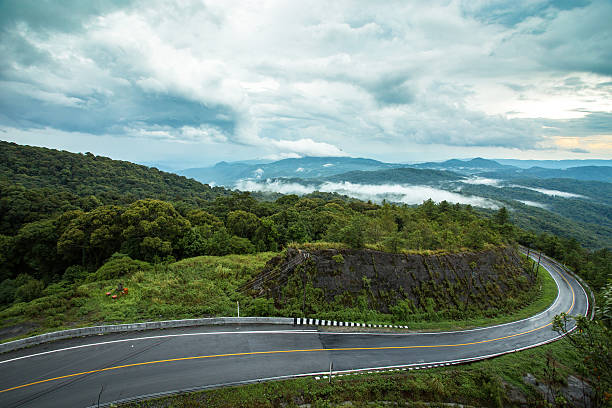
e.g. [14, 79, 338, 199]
[0, 142, 609, 321]
[458, 182, 612, 249]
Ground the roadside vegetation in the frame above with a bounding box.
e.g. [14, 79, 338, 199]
[0, 253, 556, 342]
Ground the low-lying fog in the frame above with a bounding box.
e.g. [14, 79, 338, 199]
[461, 177, 501, 186]
[513, 186, 585, 199]
[517, 200, 549, 209]
[236, 179, 500, 209]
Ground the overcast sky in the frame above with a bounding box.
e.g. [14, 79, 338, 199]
[1, 0, 611, 169]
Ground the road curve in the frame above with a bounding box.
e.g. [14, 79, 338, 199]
[0, 252, 589, 408]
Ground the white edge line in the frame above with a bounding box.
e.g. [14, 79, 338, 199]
[0, 330, 318, 365]
[88, 329, 578, 408]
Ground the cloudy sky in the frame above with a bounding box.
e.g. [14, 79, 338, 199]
[1, 0, 611, 169]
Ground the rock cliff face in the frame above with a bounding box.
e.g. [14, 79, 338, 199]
[246, 246, 536, 314]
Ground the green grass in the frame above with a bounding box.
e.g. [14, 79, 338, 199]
[0, 253, 278, 342]
[121, 340, 581, 408]
[0, 253, 557, 342]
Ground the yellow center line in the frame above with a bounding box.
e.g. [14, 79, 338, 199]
[0, 266, 578, 395]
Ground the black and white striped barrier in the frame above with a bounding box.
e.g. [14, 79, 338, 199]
[293, 317, 408, 329]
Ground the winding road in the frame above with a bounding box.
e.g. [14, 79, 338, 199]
[0, 252, 589, 407]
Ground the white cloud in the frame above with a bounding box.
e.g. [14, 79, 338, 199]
[514, 185, 585, 198]
[237, 179, 500, 209]
[235, 179, 317, 195]
[517, 200, 548, 209]
[1, 0, 611, 162]
[461, 177, 502, 186]
[267, 138, 347, 157]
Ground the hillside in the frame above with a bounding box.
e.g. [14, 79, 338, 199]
[413, 157, 514, 174]
[0, 141, 233, 234]
[0, 141, 230, 202]
[457, 181, 612, 249]
[245, 246, 538, 319]
[324, 167, 463, 184]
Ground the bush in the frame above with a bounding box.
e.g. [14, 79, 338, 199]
[246, 297, 276, 316]
[93, 256, 151, 281]
[228, 236, 255, 254]
[63, 265, 89, 283]
[15, 278, 45, 302]
[332, 254, 344, 264]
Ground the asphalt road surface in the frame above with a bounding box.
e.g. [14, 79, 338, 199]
[0, 253, 589, 407]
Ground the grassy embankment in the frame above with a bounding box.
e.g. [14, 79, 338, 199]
[0, 253, 556, 342]
[123, 340, 581, 408]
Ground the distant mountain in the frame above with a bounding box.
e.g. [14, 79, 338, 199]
[324, 167, 464, 184]
[494, 159, 612, 169]
[181, 155, 612, 186]
[482, 166, 612, 182]
[180, 156, 403, 186]
[413, 157, 514, 173]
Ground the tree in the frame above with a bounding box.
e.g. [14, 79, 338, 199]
[184, 209, 223, 228]
[0, 235, 15, 281]
[177, 225, 213, 258]
[57, 205, 124, 267]
[342, 216, 365, 249]
[121, 199, 190, 260]
[494, 206, 509, 225]
[253, 218, 279, 252]
[382, 231, 406, 253]
[14, 219, 63, 280]
[226, 210, 260, 240]
[464, 221, 486, 250]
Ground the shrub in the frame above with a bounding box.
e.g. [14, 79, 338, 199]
[63, 265, 89, 283]
[228, 236, 255, 254]
[15, 278, 45, 302]
[246, 298, 276, 316]
[93, 256, 151, 281]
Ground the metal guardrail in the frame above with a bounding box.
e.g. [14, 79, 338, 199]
[0, 317, 293, 354]
[520, 245, 595, 320]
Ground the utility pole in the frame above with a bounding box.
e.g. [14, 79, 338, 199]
[237, 301, 240, 317]
[329, 361, 333, 384]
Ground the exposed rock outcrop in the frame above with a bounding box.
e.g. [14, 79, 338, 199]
[244, 246, 536, 314]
